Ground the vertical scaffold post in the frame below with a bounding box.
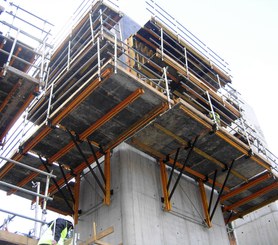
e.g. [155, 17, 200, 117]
[46, 82, 54, 124]
[97, 37, 101, 81]
[20, 109, 28, 145]
[33, 181, 41, 238]
[40, 39, 46, 85]
[40, 173, 51, 237]
[89, 11, 95, 43]
[239, 117, 252, 150]
[163, 67, 171, 109]
[184, 46, 189, 78]
[114, 33, 117, 74]
[216, 74, 221, 90]
[206, 91, 219, 130]
[206, 45, 213, 68]
[99, 8, 104, 39]
[160, 28, 164, 60]
[3, 28, 20, 76]
[67, 38, 71, 71]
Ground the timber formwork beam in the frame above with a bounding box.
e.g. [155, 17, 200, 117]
[223, 182, 278, 212]
[179, 103, 272, 171]
[154, 122, 247, 182]
[9, 87, 144, 195]
[0, 68, 113, 181]
[220, 172, 272, 202]
[46, 103, 169, 200]
[131, 138, 230, 192]
[226, 195, 278, 223]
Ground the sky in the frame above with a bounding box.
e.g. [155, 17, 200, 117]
[0, 0, 277, 233]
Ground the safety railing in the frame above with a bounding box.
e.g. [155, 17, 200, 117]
[51, 0, 120, 55]
[0, 2, 53, 86]
[146, 0, 231, 78]
[1, 0, 277, 180]
[0, 154, 55, 237]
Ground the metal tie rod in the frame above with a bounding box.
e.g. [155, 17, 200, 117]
[0, 208, 48, 225]
[0, 181, 53, 200]
[0, 155, 56, 178]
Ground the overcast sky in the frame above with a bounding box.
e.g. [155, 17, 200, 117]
[0, 0, 277, 233]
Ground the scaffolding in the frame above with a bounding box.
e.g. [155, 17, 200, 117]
[0, 0, 277, 241]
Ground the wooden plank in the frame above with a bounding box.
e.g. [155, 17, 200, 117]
[79, 225, 114, 245]
[0, 230, 37, 245]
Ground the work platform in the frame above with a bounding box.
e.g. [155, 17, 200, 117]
[0, 0, 277, 230]
[0, 3, 52, 146]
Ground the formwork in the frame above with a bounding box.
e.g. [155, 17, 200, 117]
[0, 0, 277, 237]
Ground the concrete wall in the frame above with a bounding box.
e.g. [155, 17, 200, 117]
[232, 202, 278, 245]
[76, 143, 229, 245]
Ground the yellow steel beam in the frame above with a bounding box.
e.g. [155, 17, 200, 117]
[104, 149, 111, 206]
[160, 160, 171, 211]
[221, 172, 272, 201]
[73, 173, 81, 225]
[198, 179, 212, 228]
[224, 182, 278, 212]
[131, 138, 230, 192]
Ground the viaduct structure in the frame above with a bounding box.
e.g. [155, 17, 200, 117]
[0, 0, 277, 244]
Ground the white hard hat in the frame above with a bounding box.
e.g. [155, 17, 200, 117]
[64, 215, 74, 224]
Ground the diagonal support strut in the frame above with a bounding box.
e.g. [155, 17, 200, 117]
[66, 129, 105, 194]
[169, 136, 199, 200]
[58, 163, 75, 204]
[39, 156, 74, 214]
[210, 159, 236, 221]
[87, 139, 106, 184]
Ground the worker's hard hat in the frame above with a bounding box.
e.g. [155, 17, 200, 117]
[64, 215, 74, 224]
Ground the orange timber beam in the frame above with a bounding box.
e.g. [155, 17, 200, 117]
[0, 68, 112, 180]
[226, 195, 278, 223]
[47, 103, 169, 197]
[223, 182, 278, 212]
[221, 172, 272, 202]
[8, 87, 144, 194]
[131, 138, 230, 192]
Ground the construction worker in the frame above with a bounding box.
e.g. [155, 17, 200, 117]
[38, 215, 74, 245]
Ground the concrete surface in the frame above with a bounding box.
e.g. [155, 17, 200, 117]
[76, 143, 230, 245]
